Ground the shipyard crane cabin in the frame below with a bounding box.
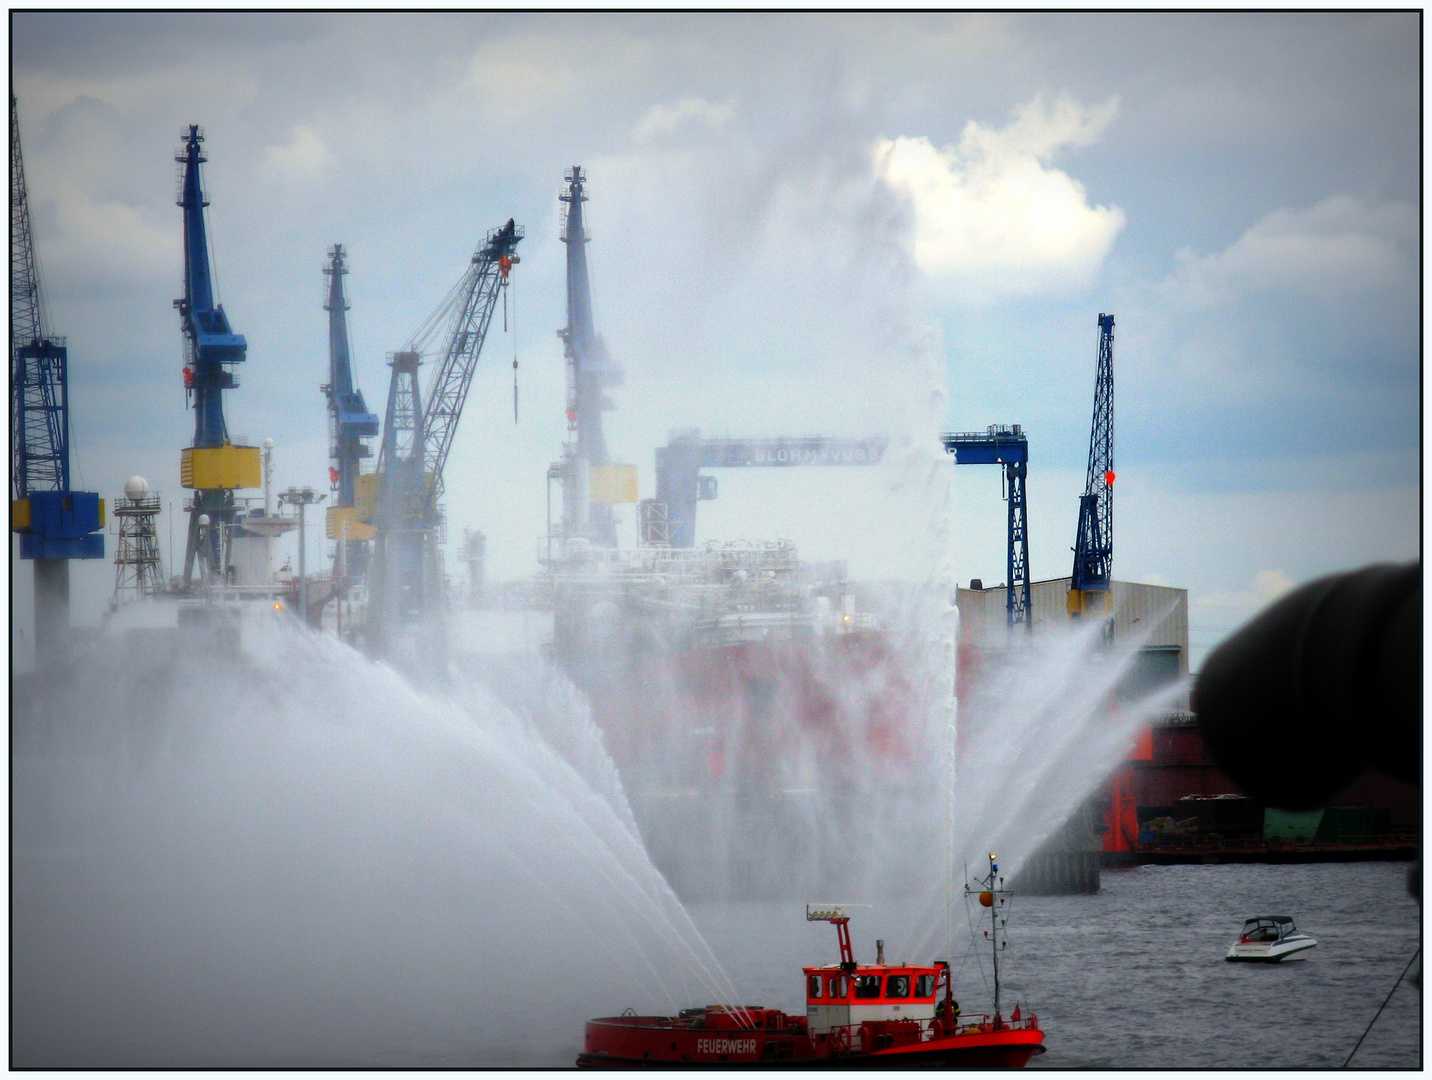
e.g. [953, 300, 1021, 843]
[552, 166, 625, 550]
[366, 218, 522, 661]
[1068, 313, 1115, 624]
[174, 125, 260, 586]
[10, 94, 105, 660]
[321, 244, 380, 577]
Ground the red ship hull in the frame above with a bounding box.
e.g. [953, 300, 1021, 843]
[578, 1010, 1044, 1069]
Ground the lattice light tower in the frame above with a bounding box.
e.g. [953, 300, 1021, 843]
[112, 476, 165, 600]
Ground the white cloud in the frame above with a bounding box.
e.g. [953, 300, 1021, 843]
[51, 199, 176, 294]
[874, 94, 1125, 301]
[460, 31, 659, 121]
[22, 60, 263, 124]
[1161, 195, 1417, 308]
[1127, 194, 1420, 402]
[632, 96, 734, 143]
[1195, 568, 1298, 612]
[259, 125, 334, 182]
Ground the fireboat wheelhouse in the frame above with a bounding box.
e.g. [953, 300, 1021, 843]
[578, 855, 1045, 1067]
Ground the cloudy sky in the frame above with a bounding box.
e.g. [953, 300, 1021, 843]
[11, 12, 1420, 667]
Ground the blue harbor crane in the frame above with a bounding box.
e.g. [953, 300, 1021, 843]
[942, 426, 1032, 630]
[552, 166, 621, 549]
[366, 218, 521, 659]
[321, 244, 379, 575]
[1068, 313, 1115, 623]
[174, 125, 260, 586]
[10, 94, 105, 659]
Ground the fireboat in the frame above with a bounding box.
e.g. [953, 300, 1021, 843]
[577, 855, 1045, 1067]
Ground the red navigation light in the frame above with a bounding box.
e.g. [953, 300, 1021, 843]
[1104, 470, 1116, 486]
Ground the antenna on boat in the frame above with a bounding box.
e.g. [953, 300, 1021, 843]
[944, 604, 958, 974]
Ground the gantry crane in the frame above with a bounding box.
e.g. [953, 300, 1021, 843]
[1068, 313, 1115, 624]
[643, 431, 890, 549]
[551, 166, 623, 549]
[365, 218, 522, 659]
[174, 125, 260, 586]
[321, 244, 379, 576]
[10, 94, 105, 660]
[942, 426, 1032, 630]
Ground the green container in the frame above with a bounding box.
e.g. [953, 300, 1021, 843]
[1315, 806, 1391, 843]
[1263, 808, 1324, 841]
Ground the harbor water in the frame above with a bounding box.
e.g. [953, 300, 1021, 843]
[11, 616, 1419, 1068]
[690, 860, 1421, 1070]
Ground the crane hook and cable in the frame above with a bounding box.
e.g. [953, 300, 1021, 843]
[506, 266, 519, 423]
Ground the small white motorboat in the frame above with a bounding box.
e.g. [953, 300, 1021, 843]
[1226, 915, 1316, 962]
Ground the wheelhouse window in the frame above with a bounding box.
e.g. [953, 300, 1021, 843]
[855, 974, 882, 999]
[808, 975, 822, 999]
[914, 973, 936, 999]
[885, 974, 910, 998]
[828, 975, 848, 999]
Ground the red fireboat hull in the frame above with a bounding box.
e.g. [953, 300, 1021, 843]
[578, 1014, 1045, 1068]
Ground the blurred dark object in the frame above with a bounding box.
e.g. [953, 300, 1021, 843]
[1195, 562, 1419, 811]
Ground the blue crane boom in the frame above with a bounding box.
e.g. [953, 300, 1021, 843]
[174, 125, 260, 585]
[11, 94, 104, 662]
[554, 166, 620, 548]
[942, 426, 1031, 630]
[1068, 313, 1115, 620]
[323, 244, 379, 511]
[12, 97, 69, 500]
[176, 126, 246, 448]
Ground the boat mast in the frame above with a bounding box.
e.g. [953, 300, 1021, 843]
[968, 853, 1007, 1021]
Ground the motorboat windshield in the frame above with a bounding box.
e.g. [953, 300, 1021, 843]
[1240, 916, 1295, 942]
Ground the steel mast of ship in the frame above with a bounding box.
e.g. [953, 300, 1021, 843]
[365, 219, 521, 661]
[10, 94, 105, 661]
[552, 166, 620, 549]
[321, 244, 380, 578]
[1067, 313, 1115, 626]
[174, 125, 260, 586]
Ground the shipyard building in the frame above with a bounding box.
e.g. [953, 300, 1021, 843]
[956, 577, 1415, 878]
